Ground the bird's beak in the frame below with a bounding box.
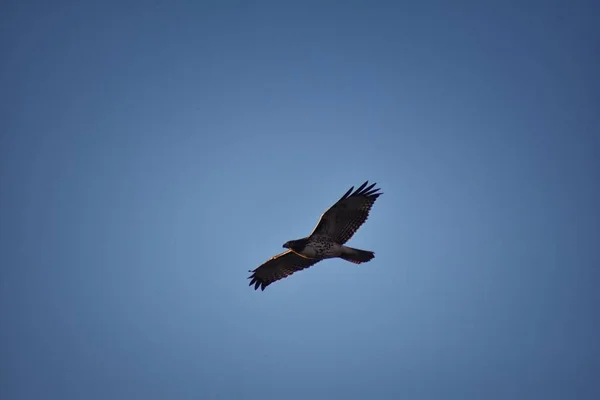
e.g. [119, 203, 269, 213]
[283, 243, 289, 248]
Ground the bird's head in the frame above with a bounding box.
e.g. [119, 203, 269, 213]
[283, 238, 308, 251]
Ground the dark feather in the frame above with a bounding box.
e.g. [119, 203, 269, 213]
[248, 250, 321, 291]
[310, 180, 382, 244]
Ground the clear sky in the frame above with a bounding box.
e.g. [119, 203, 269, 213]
[1, 1, 599, 399]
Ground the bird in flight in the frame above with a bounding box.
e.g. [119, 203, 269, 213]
[248, 181, 383, 291]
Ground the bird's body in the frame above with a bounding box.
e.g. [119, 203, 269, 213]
[285, 235, 343, 260]
[248, 181, 383, 291]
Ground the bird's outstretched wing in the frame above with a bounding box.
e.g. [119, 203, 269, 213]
[248, 250, 322, 291]
[310, 181, 382, 244]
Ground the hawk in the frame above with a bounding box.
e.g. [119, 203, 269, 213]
[248, 181, 383, 291]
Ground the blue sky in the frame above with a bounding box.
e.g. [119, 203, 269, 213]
[1, 1, 599, 399]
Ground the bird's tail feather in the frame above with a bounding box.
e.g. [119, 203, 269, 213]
[340, 246, 375, 264]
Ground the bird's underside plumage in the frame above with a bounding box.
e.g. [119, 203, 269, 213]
[248, 181, 382, 291]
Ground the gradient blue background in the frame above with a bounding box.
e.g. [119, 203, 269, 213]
[1, 1, 599, 399]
